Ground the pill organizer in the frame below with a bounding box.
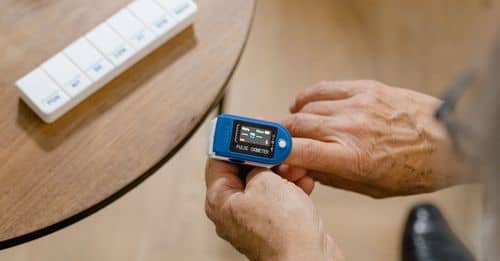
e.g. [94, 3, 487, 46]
[16, 0, 197, 123]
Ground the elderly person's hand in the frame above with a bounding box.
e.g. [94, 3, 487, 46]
[205, 159, 344, 261]
[281, 80, 475, 198]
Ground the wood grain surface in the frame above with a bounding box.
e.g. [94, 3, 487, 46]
[0, 0, 255, 247]
[0, 0, 496, 260]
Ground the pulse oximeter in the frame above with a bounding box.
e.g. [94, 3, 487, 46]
[208, 114, 292, 168]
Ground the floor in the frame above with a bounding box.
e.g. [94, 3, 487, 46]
[0, 0, 490, 260]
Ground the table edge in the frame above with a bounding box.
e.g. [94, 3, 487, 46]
[0, 1, 256, 250]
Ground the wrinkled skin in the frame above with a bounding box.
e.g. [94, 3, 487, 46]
[204, 80, 478, 260]
[281, 80, 474, 198]
[205, 159, 344, 261]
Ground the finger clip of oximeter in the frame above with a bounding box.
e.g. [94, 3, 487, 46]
[207, 114, 292, 168]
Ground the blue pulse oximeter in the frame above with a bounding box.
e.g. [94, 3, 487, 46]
[208, 114, 292, 168]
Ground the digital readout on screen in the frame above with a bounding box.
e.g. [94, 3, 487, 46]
[230, 121, 277, 158]
[239, 125, 272, 147]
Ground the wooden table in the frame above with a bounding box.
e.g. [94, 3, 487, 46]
[0, 0, 255, 249]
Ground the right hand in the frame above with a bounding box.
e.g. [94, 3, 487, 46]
[280, 80, 473, 198]
[205, 159, 344, 261]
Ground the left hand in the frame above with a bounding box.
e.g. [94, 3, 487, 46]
[280, 80, 473, 198]
[204, 159, 344, 261]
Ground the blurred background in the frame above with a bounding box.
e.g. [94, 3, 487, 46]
[0, 0, 494, 260]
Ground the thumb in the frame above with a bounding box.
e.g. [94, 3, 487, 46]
[205, 159, 244, 206]
[245, 167, 269, 185]
[244, 168, 288, 194]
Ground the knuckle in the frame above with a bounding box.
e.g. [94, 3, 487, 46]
[358, 80, 382, 89]
[340, 117, 363, 135]
[351, 80, 382, 95]
[354, 93, 378, 108]
[308, 81, 337, 99]
[286, 113, 306, 133]
[205, 191, 220, 212]
[328, 81, 352, 95]
[356, 113, 373, 128]
[205, 197, 224, 226]
[315, 80, 333, 90]
[360, 80, 388, 95]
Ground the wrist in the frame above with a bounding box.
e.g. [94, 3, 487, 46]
[429, 120, 477, 187]
[258, 233, 342, 261]
[424, 110, 478, 189]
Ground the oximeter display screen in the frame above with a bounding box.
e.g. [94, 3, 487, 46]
[230, 121, 277, 158]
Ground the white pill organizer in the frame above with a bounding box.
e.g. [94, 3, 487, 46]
[16, 0, 198, 123]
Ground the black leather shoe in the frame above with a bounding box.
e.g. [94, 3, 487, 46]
[402, 203, 475, 261]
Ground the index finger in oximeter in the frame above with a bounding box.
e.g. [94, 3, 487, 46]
[208, 114, 292, 168]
